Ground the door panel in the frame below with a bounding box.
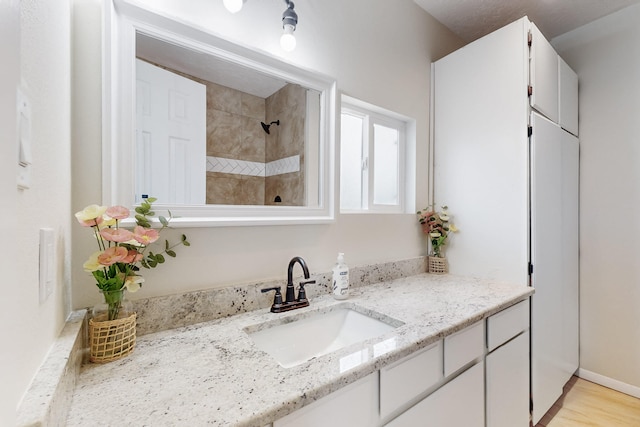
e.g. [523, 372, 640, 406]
[136, 59, 206, 204]
[530, 24, 559, 123]
[530, 112, 578, 423]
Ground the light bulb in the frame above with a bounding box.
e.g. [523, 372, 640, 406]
[280, 24, 297, 52]
[223, 0, 243, 14]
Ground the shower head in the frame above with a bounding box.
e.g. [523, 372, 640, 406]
[261, 120, 280, 134]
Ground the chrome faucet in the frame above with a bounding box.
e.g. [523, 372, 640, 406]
[262, 256, 316, 313]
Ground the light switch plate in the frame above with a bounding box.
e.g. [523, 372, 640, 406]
[39, 228, 55, 304]
[17, 86, 32, 190]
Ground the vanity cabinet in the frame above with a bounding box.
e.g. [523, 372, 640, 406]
[379, 340, 443, 419]
[274, 300, 529, 427]
[386, 360, 484, 427]
[273, 372, 378, 427]
[486, 300, 530, 427]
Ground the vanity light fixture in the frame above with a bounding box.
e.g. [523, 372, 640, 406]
[280, 0, 298, 52]
[223, 0, 298, 51]
[223, 0, 245, 14]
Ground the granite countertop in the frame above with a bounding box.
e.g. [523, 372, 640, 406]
[66, 273, 532, 426]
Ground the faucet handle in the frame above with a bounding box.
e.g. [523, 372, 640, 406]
[297, 279, 316, 303]
[261, 286, 284, 311]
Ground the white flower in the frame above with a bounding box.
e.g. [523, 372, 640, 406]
[124, 276, 145, 293]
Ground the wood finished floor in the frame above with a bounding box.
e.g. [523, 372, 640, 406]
[536, 376, 640, 427]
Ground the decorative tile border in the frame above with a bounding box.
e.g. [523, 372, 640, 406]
[206, 155, 300, 177]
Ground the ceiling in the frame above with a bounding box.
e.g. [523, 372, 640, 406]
[414, 0, 640, 42]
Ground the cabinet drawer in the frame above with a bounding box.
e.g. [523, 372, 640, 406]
[444, 321, 484, 377]
[386, 361, 485, 427]
[274, 373, 378, 427]
[380, 340, 443, 419]
[487, 299, 529, 352]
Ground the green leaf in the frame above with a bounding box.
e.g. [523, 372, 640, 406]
[183, 240, 191, 247]
[155, 254, 165, 263]
[146, 197, 157, 203]
[159, 216, 169, 227]
[165, 240, 170, 250]
[166, 250, 176, 257]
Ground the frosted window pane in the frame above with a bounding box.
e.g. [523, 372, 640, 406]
[340, 114, 364, 210]
[373, 124, 398, 205]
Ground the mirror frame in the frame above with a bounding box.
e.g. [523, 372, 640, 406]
[103, 0, 336, 227]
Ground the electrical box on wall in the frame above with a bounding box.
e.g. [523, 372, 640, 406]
[17, 86, 33, 190]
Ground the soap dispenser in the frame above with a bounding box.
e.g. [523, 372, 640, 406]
[332, 253, 349, 300]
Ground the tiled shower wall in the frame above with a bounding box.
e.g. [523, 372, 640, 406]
[206, 82, 306, 206]
[205, 81, 267, 205]
[264, 84, 306, 206]
[139, 59, 306, 206]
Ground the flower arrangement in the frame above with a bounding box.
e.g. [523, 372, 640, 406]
[75, 197, 189, 320]
[417, 205, 458, 258]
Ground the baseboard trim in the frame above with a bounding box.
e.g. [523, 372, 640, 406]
[578, 368, 640, 398]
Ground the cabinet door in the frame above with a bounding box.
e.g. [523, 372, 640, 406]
[274, 373, 378, 427]
[559, 57, 578, 136]
[380, 340, 443, 419]
[530, 112, 579, 424]
[486, 331, 530, 427]
[386, 361, 484, 427]
[530, 24, 559, 123]
[433, 17, 530, 285]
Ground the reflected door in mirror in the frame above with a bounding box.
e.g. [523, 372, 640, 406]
[135, 59, 206, 204]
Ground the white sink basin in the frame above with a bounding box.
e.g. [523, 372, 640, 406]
[245, 305, 403, 368]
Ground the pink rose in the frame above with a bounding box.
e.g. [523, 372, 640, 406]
[97, 246, 128, 266]
[99, 228, 134, 243]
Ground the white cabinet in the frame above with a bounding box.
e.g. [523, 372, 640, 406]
[386, 361, 485, 427]
[434, 15, 578, 425]
[487, 299, 529, 352]
[559, 57, 579, 136]
[275, 303, 529, 427]
[486, 299, 530, 427]
[380, 340, 443, 419]
[273, 372, 378, 427]
[444, 321, 484, 376]
[530, 113, 580, 424]
[486, 332, 530, 427]
[530, 23, 559, 123]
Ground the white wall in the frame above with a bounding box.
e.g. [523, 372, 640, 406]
[71, 0, 464, 308]
[553, 5, 640, 390]
[0, 0, 72, 423]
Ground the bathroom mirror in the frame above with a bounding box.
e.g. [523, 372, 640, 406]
[104, 0, 336, 226]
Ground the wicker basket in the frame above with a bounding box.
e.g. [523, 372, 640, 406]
[428, 256, 447, 274]
[89, 312, 136, 363]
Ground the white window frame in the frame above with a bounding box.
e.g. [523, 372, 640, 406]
[340, 96, 410, 213]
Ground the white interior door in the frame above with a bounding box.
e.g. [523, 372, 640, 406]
[136, 59, 206, 204]
[530, 112, 578, 423]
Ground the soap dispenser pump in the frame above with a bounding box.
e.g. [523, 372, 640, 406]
[332, 253, 349, 300]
